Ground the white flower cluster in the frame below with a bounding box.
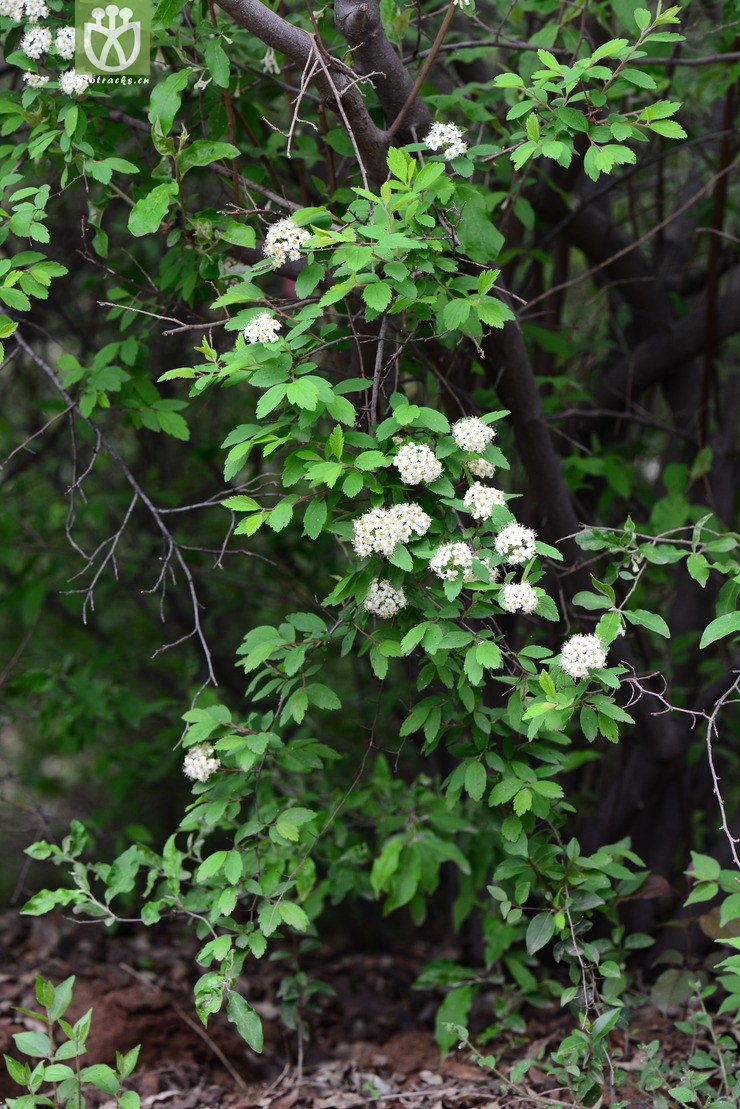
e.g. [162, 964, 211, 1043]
[263, 218, 310, 266]
[353, 503, 431, 559]
[425, 121, 468, 161]
[463, 481, 505, 520]
[364, 579, 407, 619]
[467, 457, 496, 479]
[55, 25, 75, 58]
[243, 312, 281, 344]
[20, 24, 50, 57]
[183, 743, 221, 783]
[23, 71, 48, 87]
[59, 69, 94, 95]
[393, 442, 442, 486]
[2, 0, 48, 18]
[0, 0, 23, 19]
[560, 634, 608, 680]
[452, 416, 495, 454]
[495, 522, 537, 564]
[500, 581, 539, 615]
[430, 542, 473, 581]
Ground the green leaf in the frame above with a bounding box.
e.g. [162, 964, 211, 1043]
[493, 73, 524, 88]
[279, 902, 309, 931]
[489, 778, 521, 806]
[286, 379, 319, 410]
[623, 608, 670, 638]
[48, 976, 74, 1022]
[12, 1032, 51, 1058]
[80, 1064, 120, 1095]
[226, 992, 264, 1053]
[268, 501, 293, 532]
[621, 68, 657, 89]
[363, 281, 392, 312]
[464, 761, 486, 803]
[476, 298, 514, 327]
[153, 0, 189, 24]
[303, 498, 327, 539]
[526, 912, 554, 955]
[42, 1064, 74, 1081]
[205, 38, 230, 88]
[513, 788, 532, 816]
[354, 450, 386, 471]
[389, 544, 413, 571]
[475, 641, 502, 670]
[180, 141, 240, 174]
[119, 1093, 141, 1109]
[295, 264, 324, 298]
[525, 112, 540, 142]
[128, 183, 178, 237]
[371, 837, 404, 893]
[435, 985, 474, 1057]
[699, 612, 740, 649]
[148, 69, 191, 133]
[648, 119, 687, 139]
[442, 299, 471, 331]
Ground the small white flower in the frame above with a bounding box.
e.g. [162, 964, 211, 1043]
[262, 47, 280, 74]
[59, 68, 95, 95]
[560, 633, 608, 680]
[263, 217, 310, 267]
[23, 0, 48, 19]
[183, 743, 221, 783]
[0, 0, 24, 20]
[430, 541, 474, 582]
[393, 442, 442, 486]
[387, 502, 432, 545]
[352, 503, 431, 559]
[363, 579, 407, 619]
[54, 25, 75, 59]
[452, 416, 496, 454]
[463, 481, 506, 520]
[243, 311, 281, 344]
[425, 121, 467, 160]
[0, 0, 23, 17]
[20, 24, 51, 58]
[444, 138, 468, 160]
[22, 71, 49, 88]
[467, 457, 496, 479]
[500, 581, 539, 614]
[495, 522, 537, 565]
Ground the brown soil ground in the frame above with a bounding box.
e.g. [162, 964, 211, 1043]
[0, 912, 731, 1109]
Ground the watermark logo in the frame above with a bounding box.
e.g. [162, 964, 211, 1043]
[75, 1, 150, 77]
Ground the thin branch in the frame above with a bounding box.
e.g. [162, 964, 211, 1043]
[524, 159, 738, 314]
[15, 333, 217, 687]
[705, 673, 740, 870]
[387, 0, 456, 139]
[369, 315, 388, 426]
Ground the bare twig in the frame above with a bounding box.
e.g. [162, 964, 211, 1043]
[705, 673, 740, 870]
[15, 333, 217, 686]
